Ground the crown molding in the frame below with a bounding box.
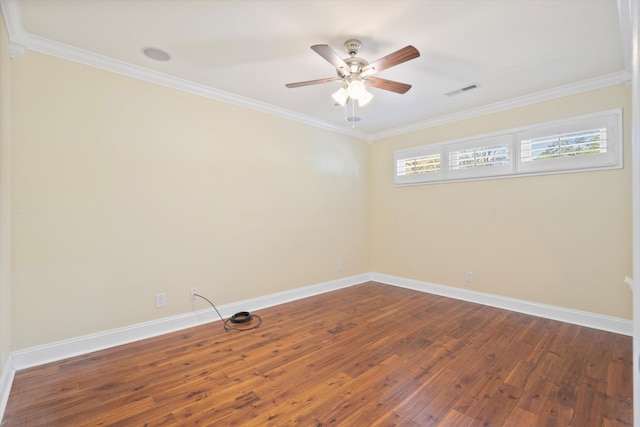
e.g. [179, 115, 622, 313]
[23, 33, 629, 143]
[0, 0, 26, 58]
[0, 0, 630, 141]
[0, 0, 367, 139]
[617, 0, 633, 74]
[25, 34, 369, 140]
[369, 70, 631, 141]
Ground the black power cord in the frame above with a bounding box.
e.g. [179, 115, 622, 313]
[193, 293, 262, 331]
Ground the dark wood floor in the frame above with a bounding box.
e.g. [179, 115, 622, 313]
[1, 282, 633, 426]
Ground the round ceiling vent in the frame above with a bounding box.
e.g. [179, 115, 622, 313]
[142, 47, 171, 61]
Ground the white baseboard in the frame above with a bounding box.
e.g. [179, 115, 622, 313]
[10, 272, 631, 372]
[0, 355, 15, 423]
[2, 272, 631, 423]
[6, 271, 631, 387]
[11, 273, 372, 371]
[373, 273, 632, 336]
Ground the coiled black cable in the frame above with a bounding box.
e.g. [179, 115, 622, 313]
[193, 293, 262, 331]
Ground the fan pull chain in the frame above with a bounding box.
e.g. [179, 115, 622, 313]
[351, 98, 355, 129]
[344, 98, 347, 124]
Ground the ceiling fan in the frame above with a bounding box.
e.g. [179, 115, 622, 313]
[286, 39, 420, 107]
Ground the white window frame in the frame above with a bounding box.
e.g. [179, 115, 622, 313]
[517, 111, 621, 174]
[393, 108, 623, 186]
[445, 133, 514, 181]
[394, 144, 443, 185]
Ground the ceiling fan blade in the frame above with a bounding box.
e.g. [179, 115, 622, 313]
[365, 77, 412, 94]
[285, 77, 341, 88]
[311, 44, 351, 76]
[361, 45, 420, 77]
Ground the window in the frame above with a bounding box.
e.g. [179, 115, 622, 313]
[449, 143, 510, 170]
[393, 109, 622, 186]
[521, 128, 606, 162]
[398, 153, 441, 175]
[394, 145, 442, 184]
[517, 112, 619, 174]
[446, 134, 513, 180]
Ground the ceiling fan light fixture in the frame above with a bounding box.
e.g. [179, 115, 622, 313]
[347, 79, 366, 99]
[285, 39, 419, 123]
[358, 89, 373, 107]
[332, 87, 348, 106]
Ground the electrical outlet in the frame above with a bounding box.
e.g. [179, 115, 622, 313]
[337, 261, 343, 272]
[190, 287, 198, 301]
[155, 293, 166, 308]
[466, 272, 473, 282]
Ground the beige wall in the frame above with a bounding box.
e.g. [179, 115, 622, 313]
[0, 15, 12, 374]
[370, 85, 632, 319]
[11, 52, 370, 349]
[7, 49, 632, 351]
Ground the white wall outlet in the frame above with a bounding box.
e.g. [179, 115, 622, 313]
[466, 272, 473, 282]
[190, 287, 198, 301]
[337, 261, 343, 272]
[155, 293, 166, 308]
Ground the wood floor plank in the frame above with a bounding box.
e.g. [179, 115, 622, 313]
[607, 359, 633, 400]
[502, 407, 539, 426]
[542, 384, 576, 424]
[515, 375, 556, 416]
[571, 377, 608, 426]
[1, 281, 632, 426]
[603, 397, 634, 426]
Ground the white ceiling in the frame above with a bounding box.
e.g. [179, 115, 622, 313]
[2, 0, 630, 138]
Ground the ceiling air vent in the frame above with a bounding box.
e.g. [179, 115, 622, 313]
[445, 83, 480, 97]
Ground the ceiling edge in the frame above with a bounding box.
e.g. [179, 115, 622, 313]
[23, 33, 369, 140]
[0, 0, 368, 140]
[617, 0, 632, 73]
[0, 0, 26, 57]
[369, 70, 631, 141]
[0, 0, 630, 141]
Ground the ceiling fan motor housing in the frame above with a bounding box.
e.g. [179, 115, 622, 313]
[337, 40, 367, 77]
[344, 39, 362, 56]
[285, 39, 418, 96]
[340, 57, 368, 78]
